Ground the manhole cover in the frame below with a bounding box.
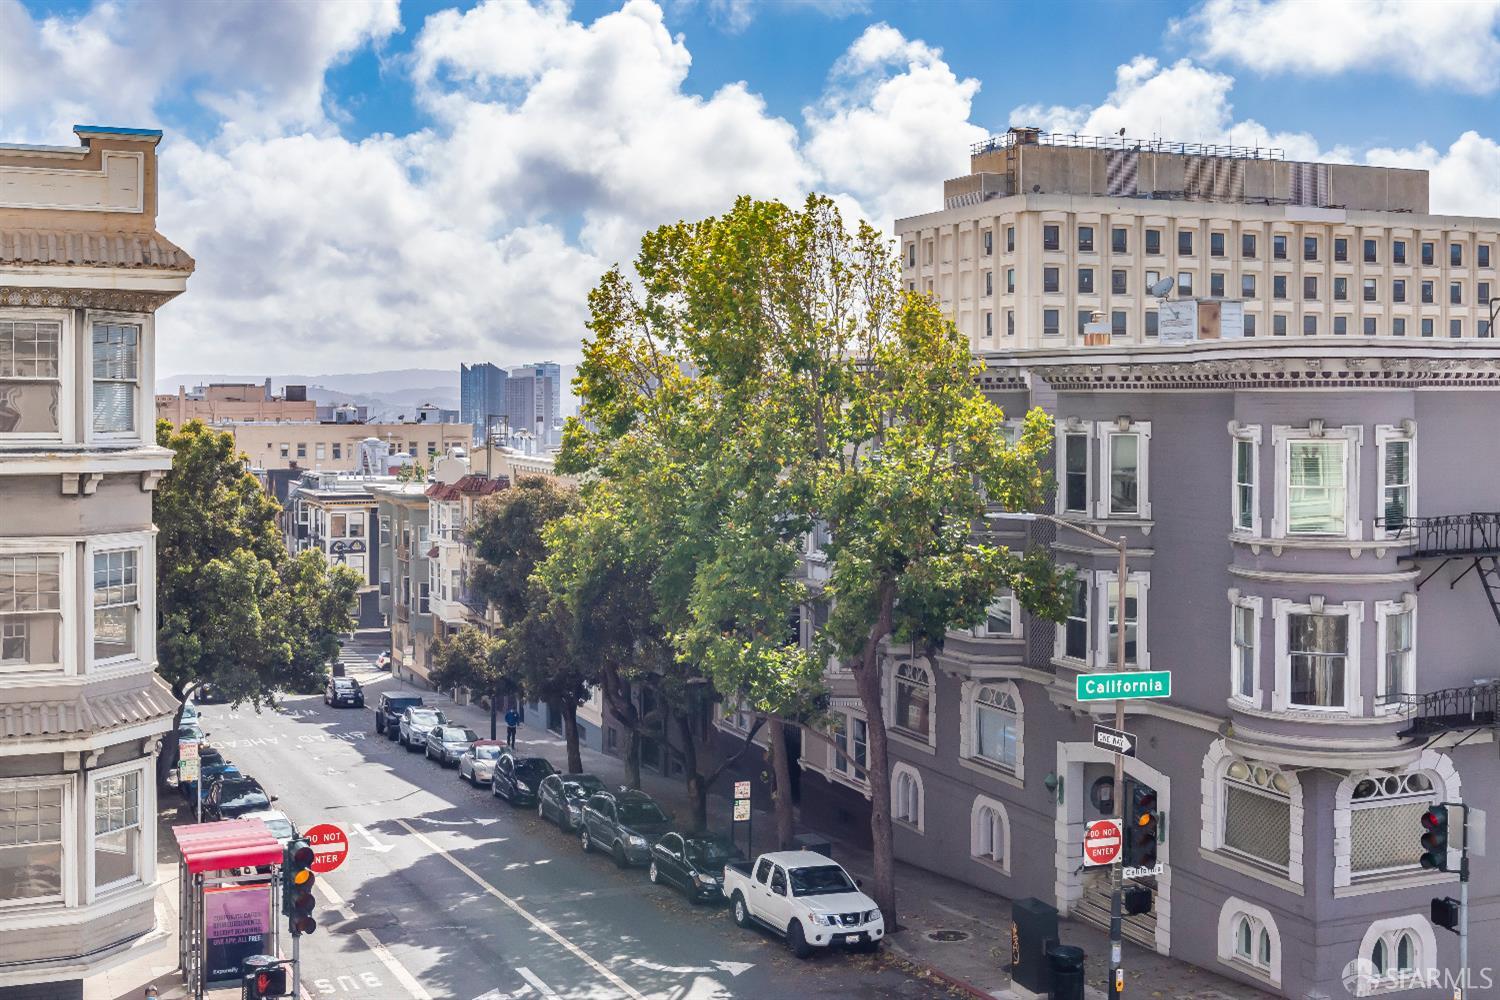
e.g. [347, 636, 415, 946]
[926, 929, 970, 942]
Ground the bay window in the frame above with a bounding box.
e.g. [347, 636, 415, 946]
[1234, 436, 1258, 533]
[0, 318, 64, 439]
[1274, 598, 1363, 713]
[831, 713, 867, 783]
[1063, 576, 1089, 661]
[1222, 758, 1293, 871]
[969, 684, 1020, 772]
[1376, 601, 1416, 705]
[1274, 424, 1362, 540]
[0, 783, 65, 905]
[1100, 574, 1148, 669]
[975, 591, 1018, 638]
[91, 322, 140, 435]
[0, 553, 63, 672]
[93, 548, 139, 662]
[1376, 425, 1416, 537]
[892, 661, 932, 741]
[1099, 421, 1151, 519]
[91, 769, 142, 893]
[1231, 596, 1262, 704]
[1061, 431, 1090, 514]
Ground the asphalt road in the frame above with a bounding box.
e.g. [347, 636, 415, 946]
[195, 637, 945, 1000]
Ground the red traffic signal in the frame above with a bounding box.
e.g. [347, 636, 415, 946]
[1419, 806, 1449, 871]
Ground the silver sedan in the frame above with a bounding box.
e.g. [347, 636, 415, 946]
[424, 725, 480, 766]
[457, 740, 506, 784]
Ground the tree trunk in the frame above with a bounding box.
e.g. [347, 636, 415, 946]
[767, 715, 795, 850]
[156, 686, 189, 791]
[677, 714, 708, 831]
[489, 685, 500, 741]
[854, 585, 898, 929]
[624, 727, 642, 789]
[561, 701, 583, 774]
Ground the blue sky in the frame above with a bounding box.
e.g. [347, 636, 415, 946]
[2, 0, 1496, 376]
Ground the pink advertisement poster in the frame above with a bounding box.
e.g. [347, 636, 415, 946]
[203, 884, 271, 984]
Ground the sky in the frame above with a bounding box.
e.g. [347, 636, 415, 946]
[3, 0, 1498, 378]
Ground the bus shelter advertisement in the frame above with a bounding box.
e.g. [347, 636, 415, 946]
[203, 883, 271, 985]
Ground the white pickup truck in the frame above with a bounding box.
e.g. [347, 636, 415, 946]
[722, 850, 884, 958]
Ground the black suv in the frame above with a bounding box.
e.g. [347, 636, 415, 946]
[579, 789, 673, 868]
[375, 693, 424, 738]
[326, 676, 364, 708]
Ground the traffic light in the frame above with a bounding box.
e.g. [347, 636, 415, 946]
[1419, 805, 1449, 871]
[283, 838, 317, 936]
[248, 965, 288, 999]
[1123, 885, 1153, 916]
[1123, 783, 1159, 869]
[1431, 896, 1461, 934]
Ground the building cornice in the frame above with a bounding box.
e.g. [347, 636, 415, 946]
[1, 279, 187, 313]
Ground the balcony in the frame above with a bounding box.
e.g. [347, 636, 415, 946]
[1391, 680, 1500, 739]
[1399, 513, 1500, 626]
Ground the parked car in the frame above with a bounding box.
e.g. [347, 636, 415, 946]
[723, 851, 883, 958]
[325, 676, 364, 708]
[458, 740, 506, 785]
[491, 754, 557, 806]
[242, 809, 298, 848]
[204, 774, 274, 821]
[176, 721, 206, 746]
[195, 683, 226, 704]
[579, 789, 673, 868]
[425, 725, 480, 766]
[537, 773, 607, 831]
[376, 651, 392, 671]
[649, 832, 744, 903]
[374, 693, 424, 738]
[399, 707, 448, 751]
[179, 745, 229, 804]
[180, 701, 199, 725]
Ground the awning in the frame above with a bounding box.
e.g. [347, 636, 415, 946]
[172, 819, 283, 874]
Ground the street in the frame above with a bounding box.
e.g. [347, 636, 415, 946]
[194, 637, 944, 1000]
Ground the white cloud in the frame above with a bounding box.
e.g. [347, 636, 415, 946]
[670, 0, 869, 35]
[1009, 56, 1496, 216]
[1174, 0, 1500, 94]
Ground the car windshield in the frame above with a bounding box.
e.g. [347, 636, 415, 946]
[408, 710, 443, 725]
[445, 729, 479, 744]
[514, 759, 555, 781]
[334, 680, 356, 689]
[179, 725, 205, 741]
[790, 865, 857, 897]
[388, 699, 422, 710]
[474, 746, 502, 760]
[565, 776, 604, 799]
[685, 839, 738, 866]
[219, 786, 269, 812]
[618, 801, 667, 826]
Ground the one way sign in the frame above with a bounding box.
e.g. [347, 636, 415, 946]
[1092, 724, 1137, 758]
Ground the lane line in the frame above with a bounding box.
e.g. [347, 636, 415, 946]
[517, 966, 559, 996]
[315, 877, 434, 999]
[395, 817, 646, 1000]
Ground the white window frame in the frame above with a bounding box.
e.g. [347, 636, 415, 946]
[1055, 422, 1094, 517]
[1202, 740, 1304, 885]
[969, 795, 1012, 875]
[1374, 597, 1417, 712]
[1097, 420, 1151, 520]
[1375, 424, 1417, 539]
[0, 775, 76, 910]
[891, 763, 924, 833]
[828, 710, 869, 788]
[0, 539, 78, 677]
[1336, 757, 1454, 887]
[1229, 422, 1262, 536]
[86, 311, 150, 446]
[85, 758, 152, 902]
[1272, 597, 1365, 715]
[973, 591, 1020, 639]
[889, 660, 935, 748]
[1352, 916, 1438, 997]
[0, 309, 74, 446]
[89, 542, 143, 670]
[1094, 569, 1150, 671]
[1216, 898, 1282, 988]
[959, 679, 1024, 779]
[1272, 424, 1363, 541]
[1054, 568, 1090, 665]
[1228, 591, 1264, 709]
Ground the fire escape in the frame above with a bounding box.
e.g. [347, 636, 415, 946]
[1391, 513, 1500, 738]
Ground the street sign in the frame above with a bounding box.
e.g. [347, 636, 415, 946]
[302, 823, 349, 874]
[1123, 862, 1164, 879]
[180, 740, 200, 760]
[1092, 724, 1137, 758]
[733, 781, 751, 800]
[178, 758, 200, 782]
[1082, 819, 1123, 867]
[733, 800, 751, 822]
[1077, 670, 1172, 703]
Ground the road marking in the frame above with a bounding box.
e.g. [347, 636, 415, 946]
[516, 967, 558, 996]
[314, 879, 432, 999]
[628, 958, 754, 977]
[353, 823, 395, 853]
[396, 818, 646, 1000]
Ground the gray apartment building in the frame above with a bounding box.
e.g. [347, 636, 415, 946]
[370, 482, 435, 684]
[792, 131, 1499, 998]
[0, 126, 191, 998]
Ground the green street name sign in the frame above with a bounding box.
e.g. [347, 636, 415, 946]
[1076, 670, 1172, 702]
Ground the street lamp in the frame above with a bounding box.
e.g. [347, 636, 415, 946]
[987, 509, 1130, 1000]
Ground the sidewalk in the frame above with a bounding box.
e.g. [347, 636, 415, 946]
[409, 676, 1276, 1000]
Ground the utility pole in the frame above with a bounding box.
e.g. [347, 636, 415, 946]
[1458, 851, 1468, 1000]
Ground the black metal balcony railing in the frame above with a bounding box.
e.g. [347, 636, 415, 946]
[1391, 680, 1500, 738]
[1390, 513, 1500, 558]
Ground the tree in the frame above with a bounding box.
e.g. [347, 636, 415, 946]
[428, 625, 516, 740]
[396, 460, 427, 483]
[154, 420, 361, 783]
[565, 196, 1070, 923]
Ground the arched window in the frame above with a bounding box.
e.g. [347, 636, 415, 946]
[1355, 916, 1438, 995]
[892, 661, 932, 740]
[892, 763, 924, 832]
[969, 683, 1020, 772]
[1335, 752, 1459, 888]
[1216, 898, 1280, 986]
[969, 796, 1010, 874]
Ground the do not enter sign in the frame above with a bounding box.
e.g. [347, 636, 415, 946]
[303, 823, 349, 874]
[1082, 819, 1122, 867]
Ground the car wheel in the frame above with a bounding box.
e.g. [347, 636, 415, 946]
[787, 920, 812, 960]
[612, 841, 628, 869]
[648, 860, 659, 885]
[732, 894, 751, 928]
[580, 829, 592, 853]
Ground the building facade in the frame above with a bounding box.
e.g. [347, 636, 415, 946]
[371, 483, 434, 685]
[155, 380, 314, 425]
[224, 419, 470, 473]
[0, 126, 190, 998]
[787, 133, 1500, 999]
[283, 471, 385, 628]
[460, 362, 507, 442]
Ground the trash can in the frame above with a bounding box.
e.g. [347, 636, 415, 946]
[791, 832, 833, 858]
[1045, 943, 1086, 1000]
[1009, 897, 1059, 992]
[331, 660, 346, 677]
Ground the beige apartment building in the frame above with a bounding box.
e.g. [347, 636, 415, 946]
[225, 419, 471, 472]
[0, 126, 190, 998]
[155, 380, 315, 424]
[898, 128, 1496, 350]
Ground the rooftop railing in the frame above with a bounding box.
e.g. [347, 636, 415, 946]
[1390, 680, 1500, 738]
[969, 131, 1285, 161]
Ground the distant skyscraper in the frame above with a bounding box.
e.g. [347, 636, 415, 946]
[460, 362, 507, 442]
[508, 362, 562, 447]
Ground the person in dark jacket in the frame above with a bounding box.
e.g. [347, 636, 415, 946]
[504, 707, 520, 748]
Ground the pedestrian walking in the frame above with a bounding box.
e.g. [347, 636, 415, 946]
[504, 707, 520, 748]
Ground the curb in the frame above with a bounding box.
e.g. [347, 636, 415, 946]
[884, 937, 998, 1000]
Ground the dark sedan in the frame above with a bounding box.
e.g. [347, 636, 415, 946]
[325, 676, 364, 708]
[537, 773, 606, 831]
[491, 754, 557, 806]
[580, 789, 673, 868]
[649, 832, 744, 902]
[204, 775, 274, 821]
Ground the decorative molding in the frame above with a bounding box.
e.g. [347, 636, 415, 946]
[61, 471, 103, 496]
[0, 285, 178, 313]
[140, 470, 164, 493]
[1228, 566, 1420, 585]
[1025, 355, 1500, 390]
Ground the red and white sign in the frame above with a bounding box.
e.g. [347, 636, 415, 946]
[1082, 819, 1123, 867]
[303, 823, 349, 874]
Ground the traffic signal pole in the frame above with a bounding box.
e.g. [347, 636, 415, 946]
[1458, 852, 1469, 999]
[292, 934, 302, 999]
[1107, 538, 1127, 1000]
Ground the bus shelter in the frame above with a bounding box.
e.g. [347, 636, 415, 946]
[171, 819, 284, 998]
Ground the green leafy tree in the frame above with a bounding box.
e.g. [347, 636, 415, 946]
[155, 419, 361, 783]
[429, 625, 517, 740]
[396, 460, 427, 483]
[565, 195, 1070, 922]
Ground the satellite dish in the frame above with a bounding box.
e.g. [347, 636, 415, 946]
[1148, 277, 1175, 298]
